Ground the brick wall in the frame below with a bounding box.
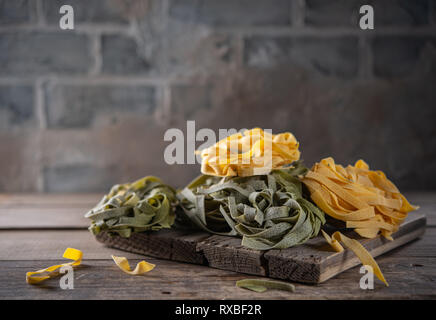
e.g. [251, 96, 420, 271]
[0, 0, 435, 192]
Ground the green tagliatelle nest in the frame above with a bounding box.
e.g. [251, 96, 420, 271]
[177, 162, 326, 250]
[85, 176, 177, 238]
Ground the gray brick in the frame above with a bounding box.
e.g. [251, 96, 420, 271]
[373, 36, 435, 78]
[41, 0, 129, 24]
[244, 36, 358, 78]
[305, 0, 361, 27]
[325, 81, 436, 190]
[39, 125, 196, 191]
[169, 69, 436, 190]
[433, 0, 436, 24]
[0, 85, 35, 129]
[0, 32, 93, 75]
[168, 0, 292, 26]
[171, 85, 212, 119]
[306, 0, 429, 27]
[0, 132, 40, 192]
[43, 164, 121, 192]
[101, 35, 152, 75]
[0, 0, 34, 25]
[44, 84, 156, 128]
[372, 0, 429, 26]
[163, 23, 237, 76]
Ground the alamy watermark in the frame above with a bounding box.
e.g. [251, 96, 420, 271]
[59, 265, 74, 289]
[163, 121, 273, 168]
[59, 5, 74, 30]
[359, 265, 374, 290]
[57, 4, 374, 31]
[359, 5, 375, 30]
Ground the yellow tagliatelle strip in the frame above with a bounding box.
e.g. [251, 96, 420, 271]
[111, 255, 155, 275]
[321, 230, 388, 286]
[197, 128, 300, 177]
[26, 248, 82, 284]
[302, 157, 418, 240]
[303, 157, 419, 286]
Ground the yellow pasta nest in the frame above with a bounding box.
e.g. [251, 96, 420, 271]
[198, 128, 301, 177]
[302, 157, 418, 240]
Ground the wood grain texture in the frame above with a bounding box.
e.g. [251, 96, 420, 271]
[0, 193, 434, 300]
[96, 229, 210, 264]
[0, 230, 145, 260]
[198, 235, 267, 276]
[94, 213, 426, 283]
[0, 193, 100, 229]
[0, 193, 102, 206]
[1, 255, 435, 300]
[1, 193, 433, 228]
[266, 213, 426, 283]
[0, 208, 90, 229]
[0, 226, 434, 299]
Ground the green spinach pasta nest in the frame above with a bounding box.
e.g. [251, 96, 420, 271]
[85, 176, 177, 238]
[177, 162, 326, 250]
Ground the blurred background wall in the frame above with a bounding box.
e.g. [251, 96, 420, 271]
[0, 0, 435, 192]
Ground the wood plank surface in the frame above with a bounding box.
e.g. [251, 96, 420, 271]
[1, 254, 435, 299]
[266, 213, 426, 283]
[0, 193, 102, 206]
[0, 192, 435, 299]
[93, 212, 427, 283]
[0, 230, 145, 260]
[0, 208, 90, 229]
[1, 193, 434, 228]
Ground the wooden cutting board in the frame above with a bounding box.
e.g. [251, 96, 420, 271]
[95, 212, 426, 284]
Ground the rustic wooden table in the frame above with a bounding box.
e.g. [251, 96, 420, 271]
[0, 192, 435, 300]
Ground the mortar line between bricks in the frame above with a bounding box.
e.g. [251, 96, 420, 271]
[153, 0, 171, 126]
[235, 33, 245, 69]
[0, 24, 131, 35]
[35, 78, 47, 130]
[35, 0, 46, 27]
[0, 77, 225, 87]
[357, 36, 373, 80]
[89, 33, 102, 76]
[0, 77, 168, 86]
[292, 0, 306, 28]
[161, 0, 170, 76]
[429, 0, 434, 25]
[212, 26, 436, 37]
[34, 78, 46, 193]
[156, 84, 172, 126]
[0, 26, 435, 37]
[0, 75, 375, 87]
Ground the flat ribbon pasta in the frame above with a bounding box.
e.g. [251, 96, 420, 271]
[302, 157, 418, 240]
[86, 176, 177, 238]
[178, 162, 326, 250]
[198, 128, 300, 177]
[26, 248, 82, 284]
[111, 255, 155, 275]
[236, 279, 295, 293]
[321, 230, 388, 286]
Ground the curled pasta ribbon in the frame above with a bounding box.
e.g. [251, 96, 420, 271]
[236, 279, 295, 293]
[26, 248, 82, 284]
[198, 128, 300, 177]
[111, 255, 155, 275]
[178, 163, 325, 250]
[302, 157, 418, 240]
[321, 230, 388, 286]
[86, 176, 177, 238]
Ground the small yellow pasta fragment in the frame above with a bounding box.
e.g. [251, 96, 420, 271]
[198, 128, 300, 177]
[26, 248, 83, 284]
[302, 157, 418, 240]
[321, 230, 388, 286]
[111, 255, 155, 275]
